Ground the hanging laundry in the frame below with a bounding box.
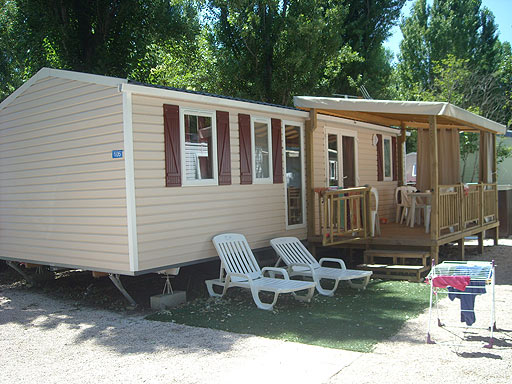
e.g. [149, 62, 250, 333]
[432, 275, 471, 291]
[448, 280, 487, 326]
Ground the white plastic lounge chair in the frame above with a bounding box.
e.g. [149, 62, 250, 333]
[270, 237, 373, 296]
[205, 233, 316, 310]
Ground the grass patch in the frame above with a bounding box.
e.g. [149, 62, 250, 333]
[146, 280, 430, 353]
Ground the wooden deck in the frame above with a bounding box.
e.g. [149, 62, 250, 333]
[308, 222, 431, 248]
[361, 223, 431, 247]
[309, 221, 499, 250]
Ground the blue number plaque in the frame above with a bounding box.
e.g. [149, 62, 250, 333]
[112, 150, 123, 159]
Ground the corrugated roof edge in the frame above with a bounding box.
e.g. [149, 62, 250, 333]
[127, 80, 300, 112]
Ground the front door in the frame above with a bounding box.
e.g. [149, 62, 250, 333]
[326, 130, 357, 188]
[342, 136, 355, 187]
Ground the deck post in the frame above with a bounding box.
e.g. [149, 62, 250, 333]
[430, 245, 439, 265]
[398, 123, 406, 186]
[458, 237, 465, 260]
[306, 109, 317, 239]
[429, 116, 439, 262]
[477, 232, 484, 255]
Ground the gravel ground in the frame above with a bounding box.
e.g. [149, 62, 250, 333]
[1, 240, 511, 384]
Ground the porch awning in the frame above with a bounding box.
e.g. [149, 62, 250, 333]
[293, 97, 507, 134]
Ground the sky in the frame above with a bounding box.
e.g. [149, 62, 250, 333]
[384, 0, 512, 60]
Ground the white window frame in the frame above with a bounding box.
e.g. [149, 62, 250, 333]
[283, 120, 306, 230]
[180, 108, 218, 186]
[382, 135, 393, 182]
[251, 116, 273, 184]
[325, 127, 359, 188]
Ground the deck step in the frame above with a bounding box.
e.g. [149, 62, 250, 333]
[364, 250, 430, 258]
[363, 249, 431, 268]
[358, 263, 430, 282]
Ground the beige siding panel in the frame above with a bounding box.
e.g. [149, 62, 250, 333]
[0, 155, 125, 174]
[2, 86, 119, 123]
[132, 93, 307, 271]
[0, 143, 125, 167]
[1, 98, 123, 132]
[0, 215, 127, 227]
[0, 78, 130, 273]
[0, 243, 128, 271]
[8, 78, 78, 106]
[0, 188, 126, 201]
[0, 179, 127, 194]
[0, 116, 123, 145]
[1, 222, 127, 236]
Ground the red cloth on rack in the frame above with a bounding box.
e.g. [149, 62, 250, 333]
[432, 275, 471, 291]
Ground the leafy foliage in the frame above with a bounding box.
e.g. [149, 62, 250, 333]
[395, 0, 511, 170]
[205, 0, 405, 104]
[1, 0, 406, 105]
[0, 0, 199, 100]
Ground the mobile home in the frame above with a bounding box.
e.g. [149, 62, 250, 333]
[0, 68, 399, 279]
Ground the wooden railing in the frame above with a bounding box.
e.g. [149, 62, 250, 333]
[313, 186, 370, 246]
[436, 183, 498, 238]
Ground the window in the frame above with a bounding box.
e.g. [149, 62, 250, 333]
[181, 109, 218, 185]
[284, 123, 305, 227]
[251, 117, 272, 183]
[327, 134, 339, 187]
[383, 135, 392, 181]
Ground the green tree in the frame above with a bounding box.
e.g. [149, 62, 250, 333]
[206, 0, 405, 104]
[205, 0, 351, 104]
[0, 0, 24, 100]
[396, 0, 506, 111]
[0, 0, 199, 95]
[396, 0, 511, 176]
[333, 0, 405, 99]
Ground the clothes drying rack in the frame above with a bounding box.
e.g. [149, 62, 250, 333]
[426, 260, 496, 348]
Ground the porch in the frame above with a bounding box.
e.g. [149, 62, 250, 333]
[308, 183, 499, 254]
[295, 97, 506, 278]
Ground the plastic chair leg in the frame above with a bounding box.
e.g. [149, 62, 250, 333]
[250, 287, 280, 310]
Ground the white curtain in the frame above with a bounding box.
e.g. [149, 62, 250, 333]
[479, 132, 494, 183]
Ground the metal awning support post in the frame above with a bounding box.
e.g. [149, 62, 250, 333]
[6, 261, 34, 285]
[398, 122, 407, 186]
[109, 274, 137, 307]
[492, 133, 499, 245]
[306, 108, 317, 239]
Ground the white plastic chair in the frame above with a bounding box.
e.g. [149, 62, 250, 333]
[370, 187, 381, 237]
[270, 237, 373, 296]
[395, 186, 416, 223]
[205, 233, 315, 310]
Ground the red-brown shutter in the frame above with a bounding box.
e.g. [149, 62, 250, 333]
[392, 136, 398, 181]
[376, 134, 383, 181]
[164, 104, 181, 187]
[238, 113, 252, 184]
[271, 118, 283, 184]
[216, 111, 231, 185]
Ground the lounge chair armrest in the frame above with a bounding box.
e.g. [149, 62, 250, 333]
[226, 272, 252, 282]
[287, 263, 316, 275]
[319, 258, 347, 270]
[261, 267, 290, 280]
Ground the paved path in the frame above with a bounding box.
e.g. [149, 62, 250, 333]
[2, 242, 512, 383]
[0, 284, 359, 384]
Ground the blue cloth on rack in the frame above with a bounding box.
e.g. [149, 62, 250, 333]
[448, 280, 486, 326]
